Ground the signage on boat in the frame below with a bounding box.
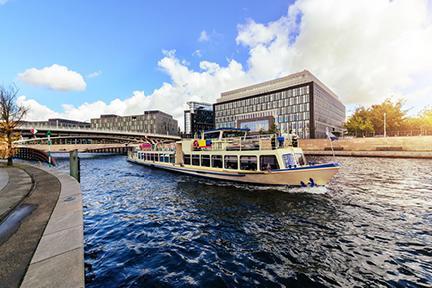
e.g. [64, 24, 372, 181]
[139, 143, 153, 150]
[193, 139, 212, 149]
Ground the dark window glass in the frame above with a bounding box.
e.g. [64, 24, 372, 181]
[192, 155, 200, 166]
[260, 155, 280, 170]
[184, 155, 191, 165]
[224, 155, 238, 170]
[211, 155, 223, 168]
[201, 155, 210, 167]
[295, 153, 306, 166]
[159, 154, 164, 162]
[240, 156, 257, 171]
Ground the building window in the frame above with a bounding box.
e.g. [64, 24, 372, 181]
[224, 155, 238, 169]
[240, 156, 257, 171]
[201, 155, 210, 167]
[260, 155, 280, 171]
[192, 155, 200, 166]
[184, 155, 191, 165]
[211, 155, 223, 168]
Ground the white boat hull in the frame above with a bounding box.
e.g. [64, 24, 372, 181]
[127, 157, 339, 187]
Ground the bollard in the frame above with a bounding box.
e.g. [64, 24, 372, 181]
[70, 149, 81, 182]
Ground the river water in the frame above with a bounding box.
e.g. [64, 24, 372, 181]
[55, 155, 432, 287]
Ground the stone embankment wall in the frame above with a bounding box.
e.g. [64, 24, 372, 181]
[20, 165, 84, 288]
[300, 136, 432, 152]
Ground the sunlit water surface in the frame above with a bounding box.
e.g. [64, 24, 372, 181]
[54, 155, 432, 287]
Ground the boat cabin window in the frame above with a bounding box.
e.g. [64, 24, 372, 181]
[224, 155, 238, 170]
[192, 155, 200, 166]
[169, 154, 175, 163]
[260, 155, 280, 170]
[204, 132, 220, 140]
[159, 154, 164, 162]
[282, 154, 296, 168]
[223, 131, 246, 139]
[240, 156, 257, 171]
[295, 153, 306, 166]
[211, 155, 223, 168]
[184, 154, 191, 165]
[201, 155, 210, 167]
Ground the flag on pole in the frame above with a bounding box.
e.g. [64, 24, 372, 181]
[30, 127, 38, 135]
[326, 127, 338, 141]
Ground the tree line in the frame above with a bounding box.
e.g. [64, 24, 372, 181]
[345, 99, 432, 137]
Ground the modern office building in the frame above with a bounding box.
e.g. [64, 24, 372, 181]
[90, 111, 178, 135]
[214, 70, 346, 138]
[22, 118, 91, 129]
[184, 101, 214, 136]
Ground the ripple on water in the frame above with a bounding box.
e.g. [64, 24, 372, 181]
[54, 155, 432, 287]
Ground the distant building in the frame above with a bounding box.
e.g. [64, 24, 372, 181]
[22, 118, 91, 129]
[184, 101, 214, 136]
[214, 70, 346, 138]
[90, 111, 178, 135]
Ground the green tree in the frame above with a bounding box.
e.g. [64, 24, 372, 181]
[268, 123, 278, 134]
[368, 99, 406, 135]
[345, 107, 374, 136]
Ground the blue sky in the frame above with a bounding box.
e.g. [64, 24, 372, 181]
[1, 0, 431, 125]
[0, 0, 291, 111]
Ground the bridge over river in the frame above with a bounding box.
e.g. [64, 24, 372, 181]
[13, 124, 180, 164]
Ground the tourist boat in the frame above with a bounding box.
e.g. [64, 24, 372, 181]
[127, 128, 340, 187]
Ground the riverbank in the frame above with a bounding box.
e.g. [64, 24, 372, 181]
[304, 150, 432, 159]
[0, 163, 84, 288]
[300, 135, 432, 158]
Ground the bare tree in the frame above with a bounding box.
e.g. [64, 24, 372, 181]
[0, 85, 28, 166]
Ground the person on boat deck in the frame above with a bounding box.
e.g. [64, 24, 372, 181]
[266, 163, 272, 172]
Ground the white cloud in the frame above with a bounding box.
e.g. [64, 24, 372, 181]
[237, 0, 432, 107]
[198, 30, 209, 42]
[87, 70, 102, 78]
[0, 0, 9, 5]
[21, 0, 432, 128]
[192, 49, 202, 58]
[18, 64, 87, 91]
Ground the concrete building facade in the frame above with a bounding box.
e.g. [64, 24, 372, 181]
[184, 101, 214, 137]
[90, 111, 178, 135]
[214, 70, 346, 138]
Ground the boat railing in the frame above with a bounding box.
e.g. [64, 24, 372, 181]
[195, 133, 293, 151]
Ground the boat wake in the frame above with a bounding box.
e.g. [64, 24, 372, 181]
[180, 177, 329, 194]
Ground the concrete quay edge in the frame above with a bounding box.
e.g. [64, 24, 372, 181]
[20, 164, 84, 288]
[304, 150, 432, 159]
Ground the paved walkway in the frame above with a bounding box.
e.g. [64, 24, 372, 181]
[0, 168, 9, 192]
[0, 167, 33, 221]
[0, 165, 61, 287]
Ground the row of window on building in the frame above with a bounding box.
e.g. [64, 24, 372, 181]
[215, 86, 310, 112]
[215, 94, 310, 118]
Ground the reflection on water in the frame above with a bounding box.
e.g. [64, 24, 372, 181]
[55, 155, 432, 287]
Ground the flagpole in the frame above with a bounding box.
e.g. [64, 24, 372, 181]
[329, 136, 336, 162]
[326, 127, 336, 163]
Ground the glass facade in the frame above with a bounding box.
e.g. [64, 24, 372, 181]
[184, 102, 215, 136]
[239, 119, 270, 132]
[214, 81, 345, 139]
[215, 84, 311, 138]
